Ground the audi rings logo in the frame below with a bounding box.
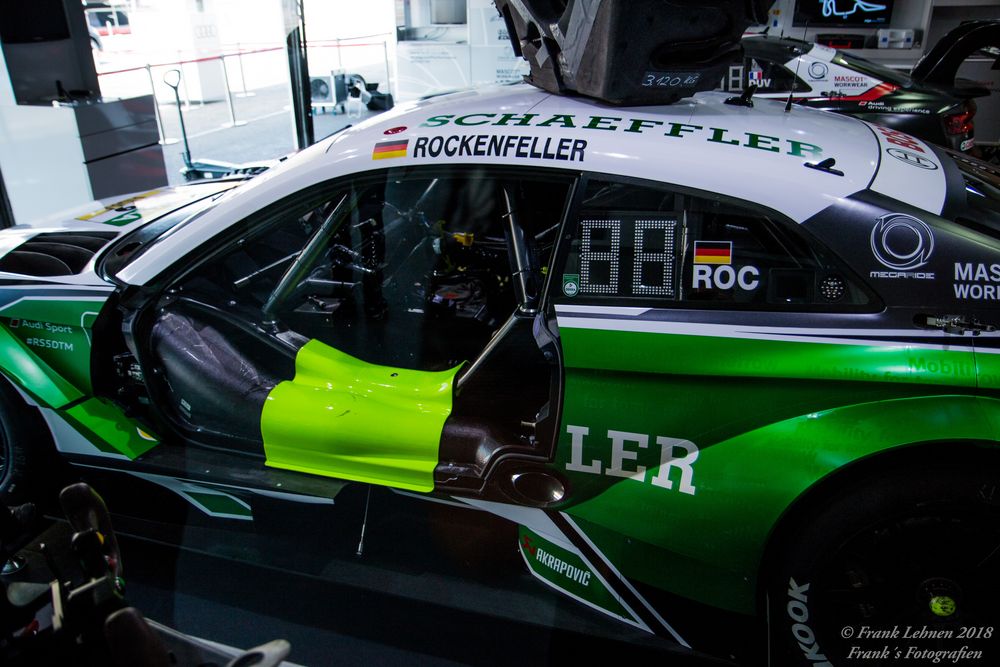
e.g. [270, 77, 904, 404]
[870, 214, 934, 270]
[807, 62, 829, 79]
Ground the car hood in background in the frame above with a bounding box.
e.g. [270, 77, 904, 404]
[0, 180, 240, 286]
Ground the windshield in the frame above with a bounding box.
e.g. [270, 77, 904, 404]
[832, 51, 912, 87]
[100, 189, 228, 280]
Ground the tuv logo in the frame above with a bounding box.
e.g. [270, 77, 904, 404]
[748, 70, 771, 88]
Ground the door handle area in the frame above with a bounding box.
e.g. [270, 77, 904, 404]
[918, 314, 997, 336]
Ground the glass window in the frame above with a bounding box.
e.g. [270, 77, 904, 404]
[102, 188, 231, 279]
[743, 57, 810, 94]
[556, 177, 872, 310]
[170, 167, 571, 370]
[832, 52, 911, 87]
[87, 10, 129, 30]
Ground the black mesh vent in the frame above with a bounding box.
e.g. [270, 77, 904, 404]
[0, 231, 117, 276]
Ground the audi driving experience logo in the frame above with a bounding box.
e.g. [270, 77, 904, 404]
[870, 214, 935, 270]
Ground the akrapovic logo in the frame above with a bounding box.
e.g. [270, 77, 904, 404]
[524, 537, 592, 586]
[869, 213, 935, 280]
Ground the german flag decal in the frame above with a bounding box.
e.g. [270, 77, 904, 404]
[372, 139, 409, 160]
[693, 241, 732, 265]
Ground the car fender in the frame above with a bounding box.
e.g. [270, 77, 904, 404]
[562, 394, 998, 615]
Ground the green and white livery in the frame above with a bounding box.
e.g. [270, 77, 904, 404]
[1, 84, 998, 665]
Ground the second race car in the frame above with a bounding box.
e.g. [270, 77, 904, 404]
[733, 22, 1000, 153]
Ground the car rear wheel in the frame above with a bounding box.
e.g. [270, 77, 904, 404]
[0, 381, 44, 505]
[766, 462, 1000, 666]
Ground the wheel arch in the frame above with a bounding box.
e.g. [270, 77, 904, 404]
[0, 368, 57, 432]
[755, 436, 1000, 616]
[0, 369, 62, 502]
[555, 394, 1000, 618]
[0, 370, 60, 449]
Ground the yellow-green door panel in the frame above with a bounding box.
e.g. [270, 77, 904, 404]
[261, 339, 460, 492]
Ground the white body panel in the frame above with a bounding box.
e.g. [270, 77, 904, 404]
[792, 46, 883, 98]
[117, 84, 941, 286]
[865, 121, 947, 214]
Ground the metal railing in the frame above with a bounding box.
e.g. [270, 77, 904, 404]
[95, 34, 394, 145]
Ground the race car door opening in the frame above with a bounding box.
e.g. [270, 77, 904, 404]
[145, 167, 572, 492]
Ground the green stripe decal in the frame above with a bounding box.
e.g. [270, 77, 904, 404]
[976, 351, 1000, 390]
[185, 491, 252, 518]
[261, 340, 459, 493]
[63, 398, 159, 459]
[518, 526, 632, 621]
[0, 296, 108, 405]
[560, 327, 977, 387]
[0, 324, 83, 407]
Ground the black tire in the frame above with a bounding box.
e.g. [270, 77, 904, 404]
[766, 462, 1000, 666]
[0, 381, 45, 505]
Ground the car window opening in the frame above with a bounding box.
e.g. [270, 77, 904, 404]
[557, 177, 872, 310]
[128, 169, 571, 489]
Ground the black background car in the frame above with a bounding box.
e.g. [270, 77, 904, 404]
[734, 27, 996, 153]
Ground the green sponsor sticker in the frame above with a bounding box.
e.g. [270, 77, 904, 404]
[105, 208, 143, 226]
[0, 297, 107, 401]
[518, 526, 631, 621]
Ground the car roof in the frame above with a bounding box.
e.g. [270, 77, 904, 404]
[118, 83, 948, 286]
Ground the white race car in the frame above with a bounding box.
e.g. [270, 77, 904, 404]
[2, 78, 999, 664]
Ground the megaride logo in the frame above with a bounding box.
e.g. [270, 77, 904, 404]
[870, 213, 935, 271]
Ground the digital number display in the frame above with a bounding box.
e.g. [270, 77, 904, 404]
[576, 217, 679, 298]
[634, 220, 676, 296]
[579, 220, 620, 295]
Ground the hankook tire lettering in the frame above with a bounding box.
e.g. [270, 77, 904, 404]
[787, 579, 833, 666]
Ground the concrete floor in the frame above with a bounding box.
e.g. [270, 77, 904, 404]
[3, 505, 729, 666]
